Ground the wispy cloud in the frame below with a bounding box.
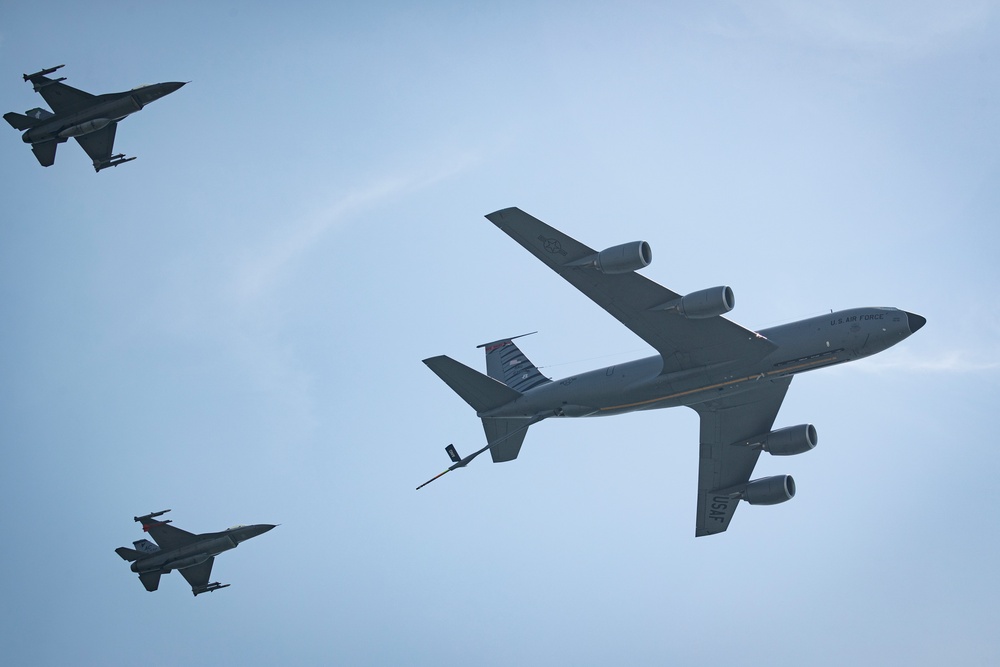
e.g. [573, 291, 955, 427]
[139, 153, 481, 445]
[738, 1, 994, 58]
[232, 153, 478, 302]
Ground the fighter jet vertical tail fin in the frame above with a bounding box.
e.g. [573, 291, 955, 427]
[132, 538, 160, 554]
[478, 334, 551, 393]
[423, 355, 522, 413]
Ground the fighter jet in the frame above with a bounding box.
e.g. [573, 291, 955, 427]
[4, 65, 185, 172]
[418, 207, 926, 536]
[115, 510, 276, 596]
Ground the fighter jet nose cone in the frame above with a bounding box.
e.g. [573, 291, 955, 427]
[904, 311, 926, 334]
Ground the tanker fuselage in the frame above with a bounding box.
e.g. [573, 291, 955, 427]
[481, 307, 920, 420]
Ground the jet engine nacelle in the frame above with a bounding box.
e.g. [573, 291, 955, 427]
[755, 424, 818, 456]
[594, 241, 652, 274]
[743, 474, 795, 505]
[655, 286, 735, 318]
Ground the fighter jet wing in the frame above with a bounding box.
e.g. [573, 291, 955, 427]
[27, 75, 96, 115]
[179, 557, 215, 592]
[692, 376, 792, 536]
[74, 123, 117, 166]
[485, 208, 775, 372]
[141, 519, 199, 550]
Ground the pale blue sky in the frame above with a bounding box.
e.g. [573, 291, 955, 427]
[2, 2, 998, 665]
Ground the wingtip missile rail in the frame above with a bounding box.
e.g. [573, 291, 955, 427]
[194, 582, 230, 596]
[95, 154, 136, 172]
[23, 64, 64, 81]
[134, 509, 172, 522]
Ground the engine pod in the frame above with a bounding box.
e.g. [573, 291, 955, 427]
[757, 424, 818, 456]
[594, 241, 652, 274]
[653, 286, 735, 318]
[743, 475, 795, 505]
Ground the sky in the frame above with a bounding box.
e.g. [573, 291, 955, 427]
[1, 1, 999, 665]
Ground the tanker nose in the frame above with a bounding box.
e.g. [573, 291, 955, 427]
[904, 311, 926, 334]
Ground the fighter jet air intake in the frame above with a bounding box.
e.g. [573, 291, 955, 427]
[4, 65, 185, 172]
[419, 207, 926, 537]
[116, 510, 276, 596]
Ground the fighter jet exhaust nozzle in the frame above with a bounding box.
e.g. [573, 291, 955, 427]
[742, 475, 795, 505]
[653, 286, 735, 319]
[57, 118, 111, 138]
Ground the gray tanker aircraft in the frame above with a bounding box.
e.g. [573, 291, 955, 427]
[116, 510, 275, 595]
[4, 65, 185, 172]
[419, 207, 925, 536]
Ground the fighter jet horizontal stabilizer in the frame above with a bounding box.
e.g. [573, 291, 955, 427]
[23, 64, 65, 81]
